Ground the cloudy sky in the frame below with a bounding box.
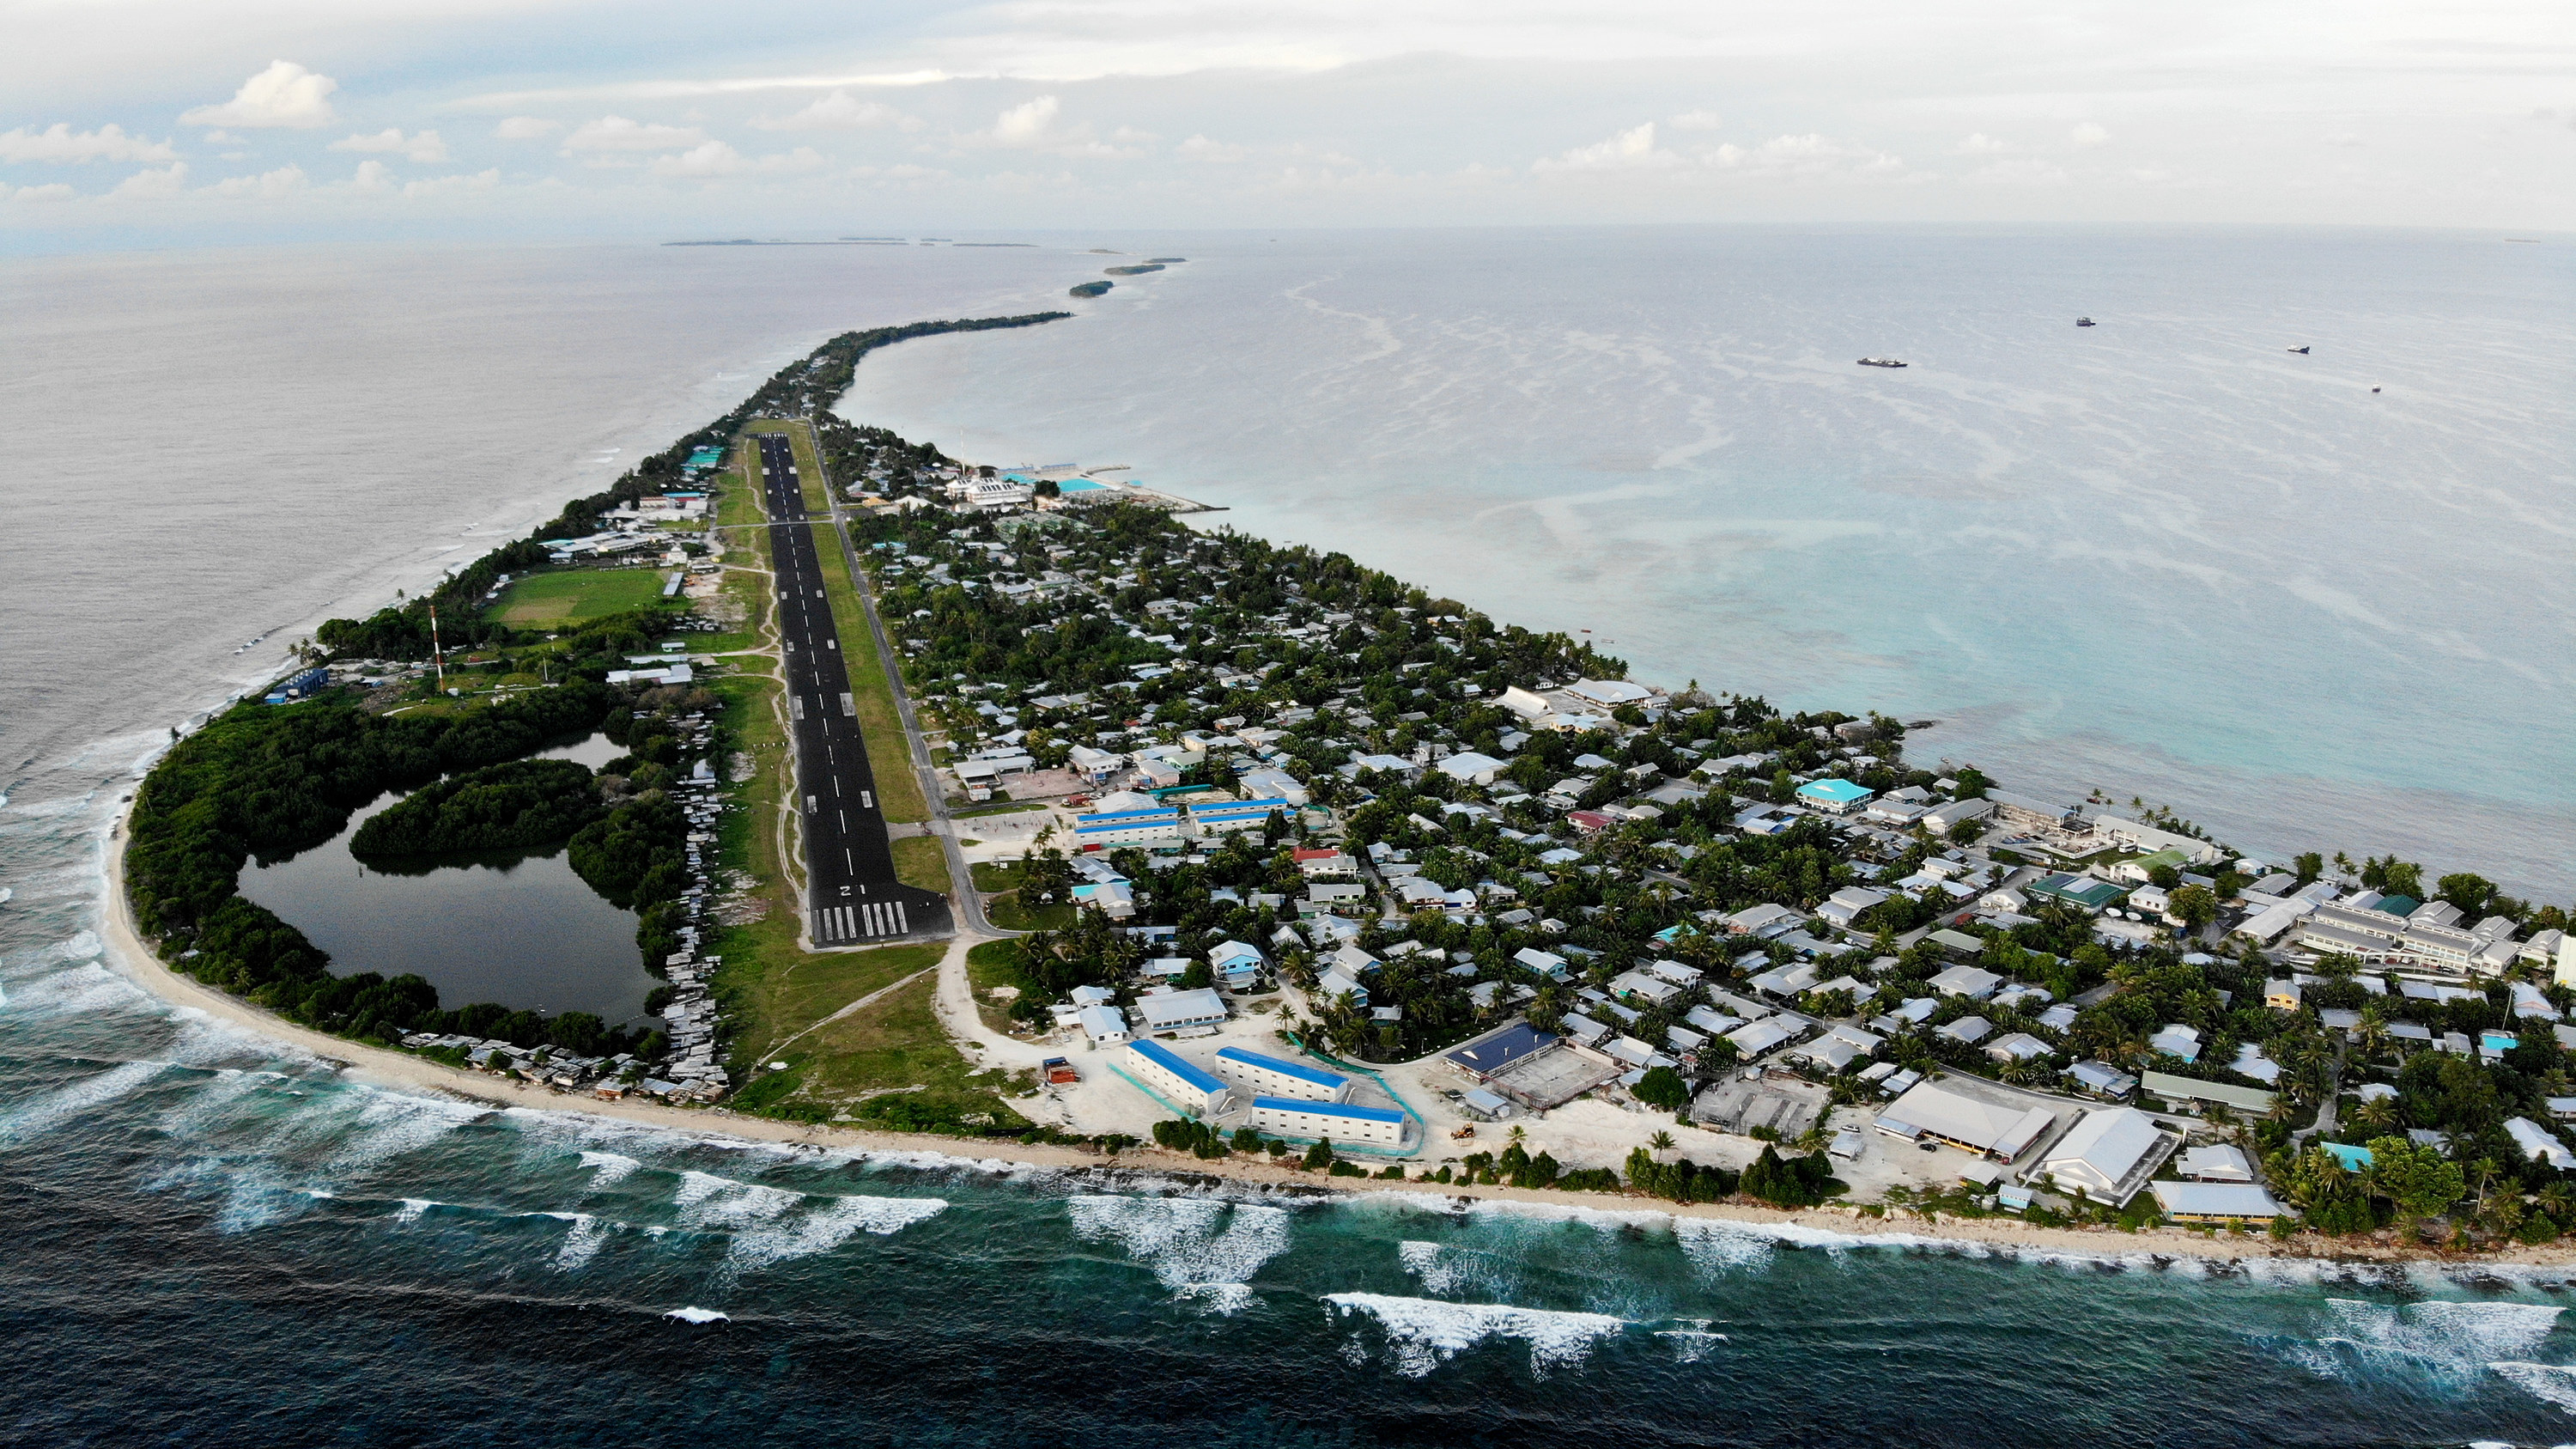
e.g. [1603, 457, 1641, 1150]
[4, 0, 2572, 246]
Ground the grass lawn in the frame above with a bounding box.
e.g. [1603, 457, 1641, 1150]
[891, 834, 951, 893]
[483, 568, 678, 627]
[965, 939, 1029, 1034]
[969, 859, 1026, 892]
[785, 973, 1032, 1130]
[985, 893, 1073, 932]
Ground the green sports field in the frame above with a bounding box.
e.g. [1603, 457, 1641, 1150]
[482, 569, 677, 626]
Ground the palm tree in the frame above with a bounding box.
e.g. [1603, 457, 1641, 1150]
[1508, 1123, 1528, 1146]
[1648, 1129, 1676, 1158]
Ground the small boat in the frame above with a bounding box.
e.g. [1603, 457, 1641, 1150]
[2075, 317, 2095, 326]
[1856, 357, 1908, 368]
[2287, 345, 2310, 355]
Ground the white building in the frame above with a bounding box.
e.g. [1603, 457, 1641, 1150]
[2034, 1107, 2174, 1204]
[1215, 1045, 1351, 1102]
[2149, 1180, 2286, 1222]
[1123, 1038, 1235, 1117]
[1874, 1080, 2057, 1163]
[1248, 1095, 1409, 1147]
[1134, 988, 1229, 1034]
[1077, 1004, 1131, 1045]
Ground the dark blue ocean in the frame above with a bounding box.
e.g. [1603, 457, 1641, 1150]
[5, 234, 2575, 1446]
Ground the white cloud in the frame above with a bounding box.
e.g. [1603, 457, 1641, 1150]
[1668, 109, 1723, 131]
[9, 182, 80, 203]
[992, 94, 1062, 146]
[1176, 134, 1246, 162]
[562, 116, 709, 152]
[349, 159, 393, 192]
[1705, 133, 1904, 178]
[331, 129, 449, 163]
[2070, 121, 2111, 148]
[1966, 156, 2069, 186]
[850, 162, 948, 181]
[180, 60, 338, 130]
[1953, 132, 2012, 155]
[404, 167, 501, 198]
[210, 163, 308, 198]
[494, 116, 559, 140]
[1535, 121, 1677, 171]
[0, 123, 179, 165]
[753, 89, 925, 131]
[110, 162, 189, 198]
[648, 141, 826, 178]
[962, 94, 1138, 157]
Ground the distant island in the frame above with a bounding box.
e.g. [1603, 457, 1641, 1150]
[1103, 264, 1164, 277]
[1068, 281, 1113, 298]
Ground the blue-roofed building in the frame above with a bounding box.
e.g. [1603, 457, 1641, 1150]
[1795, 778, 1875, 814]
[1443, 1022, 1559, 1083]
[1248, 1095, 1409, 1147]
[1188, 801, 1287, 837]
[1074, 807, 1187, 848]
[1216, 1046, 1351, 1102]
[1121, 1038, 1235, 1117]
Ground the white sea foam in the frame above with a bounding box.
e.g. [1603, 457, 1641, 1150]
[1, 959, 145, 1020]
[723, 1195, 948, 1273]
[1394, 1238, 1520, 1300]
[2489, 1362, 2576, 1416]
[0, 1058, 170, 1142]
[2287, 1297, 2571, 1393]
[580, 1150, 643, 1189]
[392, 1198, 435, 1224]
[316, 1090, 484, 1174]
[1068, 1194, 1293, 1309]
[663, 1306, 728, 1324]
[1656, 1324, 1731, 1365]
[674, 1169, 945, 1272]
[1674, 1219, 1778, 1275]
[1325, 1293, 1630, 1379]
[554, 1213, 609, 1269]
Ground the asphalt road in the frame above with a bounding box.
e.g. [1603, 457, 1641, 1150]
[753, 431, 951, 946]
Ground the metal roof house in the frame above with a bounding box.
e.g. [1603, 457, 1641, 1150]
[1795, 778, 1875, 815]
[1874, 1080, 2057, 1163]
[2149, 1180, 2286, 1222]
[2034, 1107, 2176, 1204]
[1135, 987, 1229, 1034]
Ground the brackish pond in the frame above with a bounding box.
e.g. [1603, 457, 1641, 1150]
[237, 734, 657, 1026]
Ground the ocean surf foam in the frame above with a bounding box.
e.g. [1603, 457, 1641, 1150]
[1068, 1194, 1292, 1309]
[1325, 1292, 1630, 1379]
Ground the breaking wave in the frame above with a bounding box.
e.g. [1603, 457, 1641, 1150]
[1068, 1194, 1293, 1311]
[1325, 1293, 1631, 1379]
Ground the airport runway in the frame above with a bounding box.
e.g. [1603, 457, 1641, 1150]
[751, 430, 952, 946]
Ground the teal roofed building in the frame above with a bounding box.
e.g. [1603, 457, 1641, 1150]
[2029, 872, 2129, 913]
[1795, 778, 1874, 815]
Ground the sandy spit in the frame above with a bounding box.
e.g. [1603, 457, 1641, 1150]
[93, 799, 2576, 1271]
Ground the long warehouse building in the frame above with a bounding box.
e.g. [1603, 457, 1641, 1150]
[1215, 1046, 1351, 1102]
[1248, 1096, 1409, 1147]
[1123, 1038, 1235, 1117]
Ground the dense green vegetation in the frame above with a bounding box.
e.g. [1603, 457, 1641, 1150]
[125, 682, 649, 1048]
[350, 758, 603, 856]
